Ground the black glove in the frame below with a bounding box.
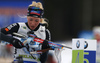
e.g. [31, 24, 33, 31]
[40, 40, 50, 63]
[10, 38, 24, 48]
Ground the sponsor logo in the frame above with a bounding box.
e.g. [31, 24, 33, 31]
[84, 41, 88, 49]
[34, 38, 44, 43]
[18, 54, 40, 61]
[40, 30, 44, 32]
[76, 40, 80, 48]
[19, 54, 34, 59]
[7, 23, 17, 30]
[23, 26, 27, 29]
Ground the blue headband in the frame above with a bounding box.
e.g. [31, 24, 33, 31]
[27, 6, 44, 18]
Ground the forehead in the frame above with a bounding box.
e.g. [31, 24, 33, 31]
[27, 16, 40, 19]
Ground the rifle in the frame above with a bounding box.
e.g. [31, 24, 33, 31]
[13, 33, 72, 54]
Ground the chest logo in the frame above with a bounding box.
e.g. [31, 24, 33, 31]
[23, 26, 27, 29]
[40, 30, 44, 32]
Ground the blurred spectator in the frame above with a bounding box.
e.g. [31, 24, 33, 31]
[93, 26, 100, 63]
[46, 53, 57, 63]
[0, 43, 14, 63]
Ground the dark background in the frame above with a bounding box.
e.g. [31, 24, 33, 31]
[43, 0, 100, 41]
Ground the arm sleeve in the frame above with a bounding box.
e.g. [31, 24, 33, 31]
[45, 29, 51, 40]
[1, 23, 19, 34]
[0, 23, 19, 42]
[0, 32, 13, 42]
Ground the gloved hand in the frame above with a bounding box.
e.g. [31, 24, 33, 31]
[10, 38, 24, 48]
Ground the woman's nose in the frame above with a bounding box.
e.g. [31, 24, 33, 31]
[31, 21, 36, 25]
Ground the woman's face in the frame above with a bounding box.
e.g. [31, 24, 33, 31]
[27, 16, 41, 30]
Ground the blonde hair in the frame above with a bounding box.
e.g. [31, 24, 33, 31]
[29, 1, 44, 10]
[40, 18, 49, 27]
[29, 1, 48, 26]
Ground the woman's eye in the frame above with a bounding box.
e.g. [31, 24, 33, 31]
[35, 19, 39, 22]
[30, 18, 33, 21]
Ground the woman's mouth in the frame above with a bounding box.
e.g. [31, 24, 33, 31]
[31, 26, 34, 28]
[30, 26, 35, 30]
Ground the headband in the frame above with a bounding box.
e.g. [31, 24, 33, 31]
[27, 6, 44, 18]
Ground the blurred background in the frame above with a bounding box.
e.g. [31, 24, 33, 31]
[0, 0, 100, 41]
[0, 0, 100, 63]
[43, 0, 100, 41]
